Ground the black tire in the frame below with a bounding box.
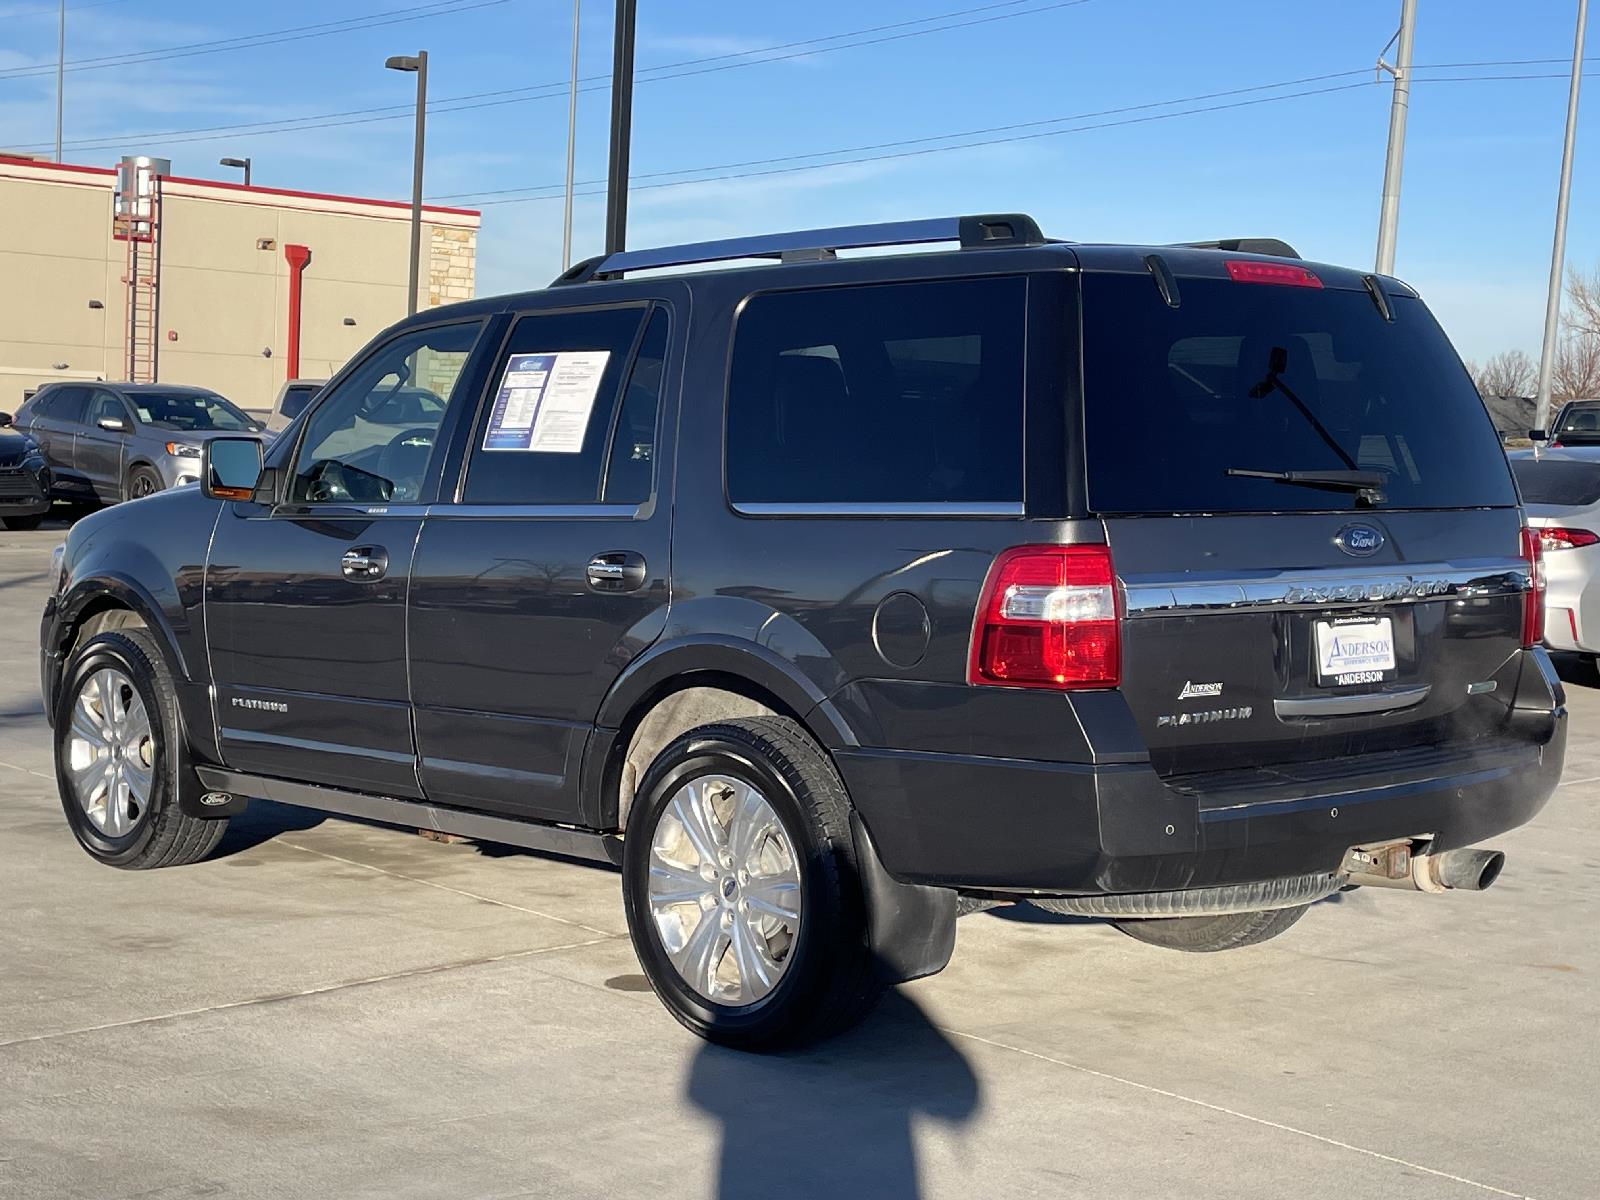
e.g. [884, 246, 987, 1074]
[55, 630, 226, 869]
[2, 513, 43, 530]
[1113, 904, 1308, 953]
[622, 716, 883, 1051]
[127, 465, 163, 500]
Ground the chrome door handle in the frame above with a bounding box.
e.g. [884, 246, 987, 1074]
[586, 551, 647, 592]
[341, 545, 389, 581]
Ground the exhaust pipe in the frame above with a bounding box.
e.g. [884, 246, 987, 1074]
[1343, 842, 1505, 893]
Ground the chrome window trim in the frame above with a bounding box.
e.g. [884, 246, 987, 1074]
[731, 501, 1024, 518]
[424, 502, 642, 520]
[1121, 558, 1531, 618]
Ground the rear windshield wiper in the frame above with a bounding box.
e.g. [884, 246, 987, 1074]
[1226, 467, 1387, 505]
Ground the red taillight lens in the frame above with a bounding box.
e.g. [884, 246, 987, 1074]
[1521, 525, 1546, 648]
[968, 544, 1120, 689]
[1224, 259, 1323, 288]
[1538, 526, 1599, 550]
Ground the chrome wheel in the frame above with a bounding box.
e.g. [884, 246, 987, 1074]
[647, 774, 803, 1006]
[65, 667, 154, 837]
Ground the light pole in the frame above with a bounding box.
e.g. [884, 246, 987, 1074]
[561, 0, 581, 269]
[219, 156, 252, 187]
[54, 0, 65, 162]
[604, 0, 637, 255]
[1535, 0, 1590, 435]
[386, 50, 429, 315]
[1374, 0, 1417, 275]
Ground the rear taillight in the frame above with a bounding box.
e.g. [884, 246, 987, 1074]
[1538, 526, 1599, 550]
[968, 544, 1120, 689]
[1521, 525, 1546, 648]
[1224, 260, 1323, 288]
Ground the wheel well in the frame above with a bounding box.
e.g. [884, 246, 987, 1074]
[66, 601, 148, 656]
[610, 673, 817, 831]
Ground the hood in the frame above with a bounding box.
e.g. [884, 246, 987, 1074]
[0, 428, 39, 464]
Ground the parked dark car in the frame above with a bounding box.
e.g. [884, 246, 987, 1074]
[14, 382, 267, 505]
[0, 413, 53, 530]
[39, 215, 1564, 1049]
[1546, 399, 1600, 446]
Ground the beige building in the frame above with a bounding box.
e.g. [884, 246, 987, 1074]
[0, 154, 480, 413]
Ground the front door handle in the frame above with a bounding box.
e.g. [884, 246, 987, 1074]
[342, 545, 389, 581]
[587, 551, 647, 592]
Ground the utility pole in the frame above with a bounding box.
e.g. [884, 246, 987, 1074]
[1374, 0, 1417, 275]
[1536, 0, 1590, 435]
[561, 0, 581, 269]
[604, 0, 637, 256]
[54, 0, 65, 162]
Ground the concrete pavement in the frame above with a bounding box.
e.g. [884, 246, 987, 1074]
[1, 518, 1594, 1199]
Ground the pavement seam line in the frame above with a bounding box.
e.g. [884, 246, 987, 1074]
[0, 936, 615, 1050]
[0, 756, 54, 781]
[277, 839, 620, 937]
[944, 1029, 1536, 1200]
[1555, 772, 1600, 787]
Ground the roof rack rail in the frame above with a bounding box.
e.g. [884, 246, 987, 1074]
[1175, 237, 1300, 259]
[551, 213, 1046, 285]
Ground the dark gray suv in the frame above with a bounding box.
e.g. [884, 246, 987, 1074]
[39, 215, 1565, 1049]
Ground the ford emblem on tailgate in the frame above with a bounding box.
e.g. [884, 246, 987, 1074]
[1334, 523, 1385, 557]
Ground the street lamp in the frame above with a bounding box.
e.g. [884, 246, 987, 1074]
[219, 156, 252, 187]
[386, 50, 429, 316]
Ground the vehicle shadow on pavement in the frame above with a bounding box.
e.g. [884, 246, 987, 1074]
[212, 799, 327, 857]
[1551, 651, 1599, 690]
[686, 990, 980, 1200]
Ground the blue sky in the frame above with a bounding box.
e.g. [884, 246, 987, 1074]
[0, 0, 1593, 362]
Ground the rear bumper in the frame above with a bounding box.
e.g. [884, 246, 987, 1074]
[840, 650, 1567, 894]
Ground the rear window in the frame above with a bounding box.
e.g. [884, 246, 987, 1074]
[1554, 403, 1600, 439]
[726, 276, 1024, 507]
[1510, 457, 1600, 506]
[281, 384, 320, 420]
[1082, 274, 1518, 513]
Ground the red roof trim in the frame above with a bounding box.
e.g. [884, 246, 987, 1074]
[163, 173, 478, 218]
[0, 156, 477, 217]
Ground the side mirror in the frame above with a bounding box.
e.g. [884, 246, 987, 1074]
[1529, 429, 1549, 442]
[97, 416, 130, 433]
[0, 411, 12, 428]
[203, 437, 264, 501]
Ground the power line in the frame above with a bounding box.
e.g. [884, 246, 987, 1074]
[463, 78, 1376, 208]
[0, 0, 514, 80]
[17, 0, 1090, 152]
[4, 0, 138, 17]
[432, 69, 1376, 201]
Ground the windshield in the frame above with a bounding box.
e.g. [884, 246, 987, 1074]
[1511, 457, 1600, 506]
[132, 391, 256, 432]
[1082, 275, 1518, 513]
[1554, 403, 1600, 441]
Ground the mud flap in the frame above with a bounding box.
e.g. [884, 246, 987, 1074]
[850, 812, 957, 983]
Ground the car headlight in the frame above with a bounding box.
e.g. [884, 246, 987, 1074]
[166, 442, 203, 458]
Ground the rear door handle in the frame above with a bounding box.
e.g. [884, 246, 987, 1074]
[587, 551, 647, 592]
[342, 545, 389, 581]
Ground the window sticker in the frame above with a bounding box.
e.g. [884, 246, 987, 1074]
[482, 350, 610, 453]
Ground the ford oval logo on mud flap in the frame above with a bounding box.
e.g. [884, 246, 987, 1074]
[1335, 523, 1385, 558]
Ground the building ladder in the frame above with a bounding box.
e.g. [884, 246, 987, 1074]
[120, 182, 162, 383]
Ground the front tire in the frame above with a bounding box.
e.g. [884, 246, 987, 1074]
[2, 513, 43, 530]
[55, 630, 226, 869]
[622, 716, 883, 1050]
[127, 465, 163, 500]
[1113, 905, 1308, 953]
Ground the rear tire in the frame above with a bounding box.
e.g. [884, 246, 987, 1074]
[2, 513, 42, 530]
[55, 630, 227, 869]
[127, 465, 163, 500]
[1113, 904, 1308, 953]
[622, 716, 883, 1050]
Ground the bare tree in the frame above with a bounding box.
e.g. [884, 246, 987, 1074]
[1472, 348, 1538, 398]
[1568, 265, 1600, 341]
[1553, 333, 1600, 402]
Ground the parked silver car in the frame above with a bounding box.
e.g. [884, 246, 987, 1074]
[13, 382, 268, 504]
[1509, 446, 1600, 657]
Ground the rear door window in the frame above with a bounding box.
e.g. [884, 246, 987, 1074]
[1082, 274, 1517, 513]
[726, 276, 1025, 507]
[41, 386, 89, 424]
[1511, 457, 1600, 506]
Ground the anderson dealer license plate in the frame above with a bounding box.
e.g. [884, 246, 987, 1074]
[1315, 617, 1396, 686]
